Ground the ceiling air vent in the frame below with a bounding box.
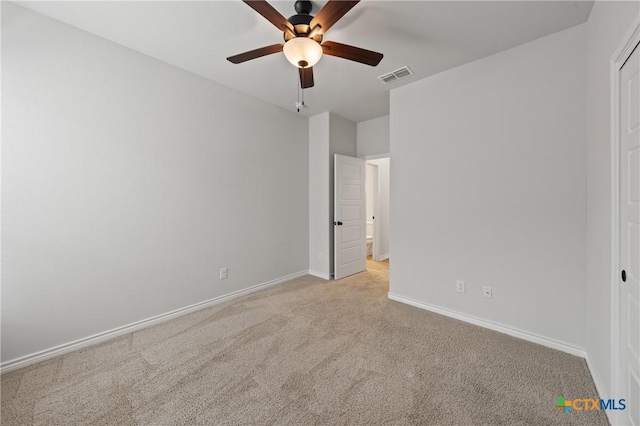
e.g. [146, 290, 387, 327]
[378, 66, 413, 84]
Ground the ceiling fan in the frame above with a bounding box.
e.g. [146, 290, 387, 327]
[227, 0, 384, 89]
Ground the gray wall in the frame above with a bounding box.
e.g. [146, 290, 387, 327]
[308, 113, 331, 278]
[390, 24, 587, 349]
[357, 116, 390, 158]
[2, 3, 309, 363]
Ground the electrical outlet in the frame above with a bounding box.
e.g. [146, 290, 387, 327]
[483, 286, 492, 299]
[220, 267, 228, 280]
[456, 280, 465, 293]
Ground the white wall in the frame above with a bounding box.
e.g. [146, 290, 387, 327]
[357, 116, 390, 158]
[2, 3, 309, 363]
[390, 24, 587, 349]
[367, 158, 390, 259]
[585, 0, 640, 397]
[309, 112, 330, 278]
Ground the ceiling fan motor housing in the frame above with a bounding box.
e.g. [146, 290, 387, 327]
[288, 13, 312, 26]
[285, 0, 323, 42]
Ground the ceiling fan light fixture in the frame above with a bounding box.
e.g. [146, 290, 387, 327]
[283, 37, 322, 68]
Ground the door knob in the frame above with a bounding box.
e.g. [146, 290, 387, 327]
[622, 270, 627, 282]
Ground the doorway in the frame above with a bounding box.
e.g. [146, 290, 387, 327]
[366, 163, 378, 260]
[365, 157, 390, 265]
[333, 154, 390, 280]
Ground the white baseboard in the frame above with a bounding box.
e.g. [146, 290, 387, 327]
[390, 293, 617, 422]
[584, 352, 608, 399]
[584, 352, 616, 425]
[380, 253, 389, 261]
[308, 270, 331, 280]
[387, 293, 586, 358]
[1, 270, 308, 374]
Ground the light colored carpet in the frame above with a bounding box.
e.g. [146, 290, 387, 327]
[1, 259, 607, 425]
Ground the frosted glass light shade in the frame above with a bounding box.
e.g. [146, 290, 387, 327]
[283, 38, 322, 68]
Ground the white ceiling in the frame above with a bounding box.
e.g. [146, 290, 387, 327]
[17, 1, 594, 123]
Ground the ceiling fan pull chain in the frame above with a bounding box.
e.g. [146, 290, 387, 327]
[297, 73, 301, 112]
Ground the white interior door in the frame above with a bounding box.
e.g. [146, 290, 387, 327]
[334, 154, 366, 280]
[619, 42, 640, 426]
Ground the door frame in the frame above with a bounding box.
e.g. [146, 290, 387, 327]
[363, 153, 390, 262]
[610, 15, 640, 423]
[373, 164, 382, 262]
[366, 162, 381, 261]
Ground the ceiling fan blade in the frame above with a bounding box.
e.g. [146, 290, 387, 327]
[299, 67, 314, 89]
[321, 41, 383, 66]
[227, 44, 284, 64]
[242, 0, 294, 32]
[309, 0, 359, 35]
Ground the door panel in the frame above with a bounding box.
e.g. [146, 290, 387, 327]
[341, 184, 361, 200]
[342, 246, 361, 264]
[342, 205, 361, 221]
[342, 225, 361, 243]
[620, 41, 640, 426]
[334, 154, 366, 280]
